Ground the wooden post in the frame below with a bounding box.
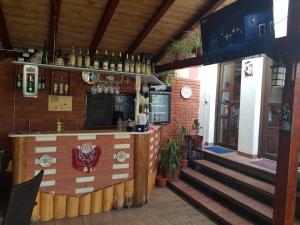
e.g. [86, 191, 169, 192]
[12, 137, 27, 185]
[273, 63, 300, 225]
[53, 194, 67, 219]
[91, 189, 103, 214]
[66, 196, 79, 218]
[102, 186, 113, 212]
[113, 182, 125, 209]
[135, 76, 141, 123]
[40, 192, 54, 221]
[124, 179, 134, 207]
[79, 193, 92, 216]
[134, 134, 149, 206]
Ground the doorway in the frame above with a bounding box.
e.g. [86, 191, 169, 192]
[216, 61, 242, 149]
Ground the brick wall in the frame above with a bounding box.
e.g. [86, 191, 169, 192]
[0, 59, 134, 151]
[160, 77, 200, 146]
[25, 133, 134, 196]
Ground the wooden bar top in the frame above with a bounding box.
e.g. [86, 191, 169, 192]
[8, 126, 160, 137]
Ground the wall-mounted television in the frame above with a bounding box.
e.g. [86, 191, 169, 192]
[201, 0, 274, 64]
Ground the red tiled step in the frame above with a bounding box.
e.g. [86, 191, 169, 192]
[181, 167, 273, 223]
[194, 160, 275, 198]
[168, 179, 255, 225]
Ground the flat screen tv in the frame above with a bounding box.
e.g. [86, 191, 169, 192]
[201, 0, 274, 64]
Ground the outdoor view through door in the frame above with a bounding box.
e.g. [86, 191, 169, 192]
[216, 61, 241, 150]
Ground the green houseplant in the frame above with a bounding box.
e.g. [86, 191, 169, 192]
[168, 39, 192, 61]
[165, 139, 180, 180]
[186, 30, 202, 57]
[156, 148, 168, 187]
[176, 119, 191, 168]
[192, 118, 203, 148]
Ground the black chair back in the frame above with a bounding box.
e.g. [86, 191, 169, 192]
[1, 170, 43, 225]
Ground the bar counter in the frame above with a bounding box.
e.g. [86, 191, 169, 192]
[9, 126, 161, 221]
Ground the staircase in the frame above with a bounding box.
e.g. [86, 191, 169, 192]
[168, 150, 300, 225]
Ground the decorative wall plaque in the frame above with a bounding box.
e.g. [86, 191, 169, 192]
[72, 143, 101, 172]
[180, 86, 192, 99]
[39, 155, 53, 168]
[114, 151, 130, 162]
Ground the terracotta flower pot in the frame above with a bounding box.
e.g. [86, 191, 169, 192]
[181, 159, 189, 168]
[156, 176, 167, 187]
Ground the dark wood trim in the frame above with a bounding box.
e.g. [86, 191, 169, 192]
[154, 0, 224, 62]
[48, 0, 61, 61]
[126, 0, 175, 55]
[0, 49, 20, 61]
[89, 0, 119, 54]
[273, 63, 300, 225]
[155, 56, 203, 73]
[0, 3, 12, 49]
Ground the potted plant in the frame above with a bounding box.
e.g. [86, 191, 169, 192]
[186, 30, 202, 57]
[192, 118, 203, 148]
[156, 148, 168, 187]
[175, 120, 191, 168]
[168, 39, 192, 61]
[165, 139, 180, 180]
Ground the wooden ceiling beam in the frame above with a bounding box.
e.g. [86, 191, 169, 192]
[155, 0, 226, 62]
[89, 0, 120, 54]
[0, 3, 12, 49]
[155, 56, 203, 73]
[126, 0, 175, 55]
[48, 0, 61, 60]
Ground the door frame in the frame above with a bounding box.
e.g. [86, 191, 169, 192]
[215, 60, 241, 150]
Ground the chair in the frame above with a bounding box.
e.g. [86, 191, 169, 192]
[1, 170, 44, 225]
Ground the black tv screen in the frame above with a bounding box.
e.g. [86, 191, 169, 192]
[201, 0, 274, 64]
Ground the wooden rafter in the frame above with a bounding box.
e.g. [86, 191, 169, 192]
[155, 0, 226, 62]
[273, 1, 300, 225]
[48, 0, 61, 60]
[0, 3, 12, 49]
[155, 56, 203, 73]
[126, 0, 175, 55]
[89, 0, 120, 54]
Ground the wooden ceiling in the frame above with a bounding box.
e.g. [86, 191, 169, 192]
[0, 0, 235, 63]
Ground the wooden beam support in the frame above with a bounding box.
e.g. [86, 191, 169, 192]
[155, 0, 225, 62]
[0, 3, 12, 49]
[126, 0, 175, 55]
[48, 0, 61, 61]
[156, 56, 203, 73]
[89, 0, 119, 54]
[273, 1, 300, 224]
[0, 49, 20, 61]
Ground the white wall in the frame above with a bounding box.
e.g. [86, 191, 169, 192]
[238, 57, 265, 156]
[198, 64, 219, 145]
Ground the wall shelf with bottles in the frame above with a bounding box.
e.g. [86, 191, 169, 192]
[12, 61, 164, 85]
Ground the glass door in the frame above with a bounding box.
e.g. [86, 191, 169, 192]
[216, 61, 241, 149]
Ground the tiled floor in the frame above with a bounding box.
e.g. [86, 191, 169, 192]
[31, 188, 217, 225]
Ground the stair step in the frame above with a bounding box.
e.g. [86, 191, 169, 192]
[168, 179, 255, 225]
[181, 167, 273, 223]
[194, 159, 275, 198]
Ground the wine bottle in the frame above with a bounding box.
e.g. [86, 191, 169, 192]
[76, 48, 83, 67]
[135, 55, 141, 74]
[124, 54, 130, 72]
[64, 75, 69, 95]
[117, 52, 123, 72]
[103, 50, 109, 70]
[141, 57, 145, 74]
[84, 49, 90, 68]
[110, 52, 116, 71]
[151, 62, 156, 74]
[146, 58, 151, 74]
[59, 75, 64, 95]
[27, 75, 34, 93]
[16, 74, 22, 89]
[41, 40, 48, 64]
[38, 76, 42, 90]
[41, 76, 46, 90]
[69, 47, 76, 66]
[130, 55, 135, 73]
[93, 50, 100, 69]
[55, 46, 64, 66]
